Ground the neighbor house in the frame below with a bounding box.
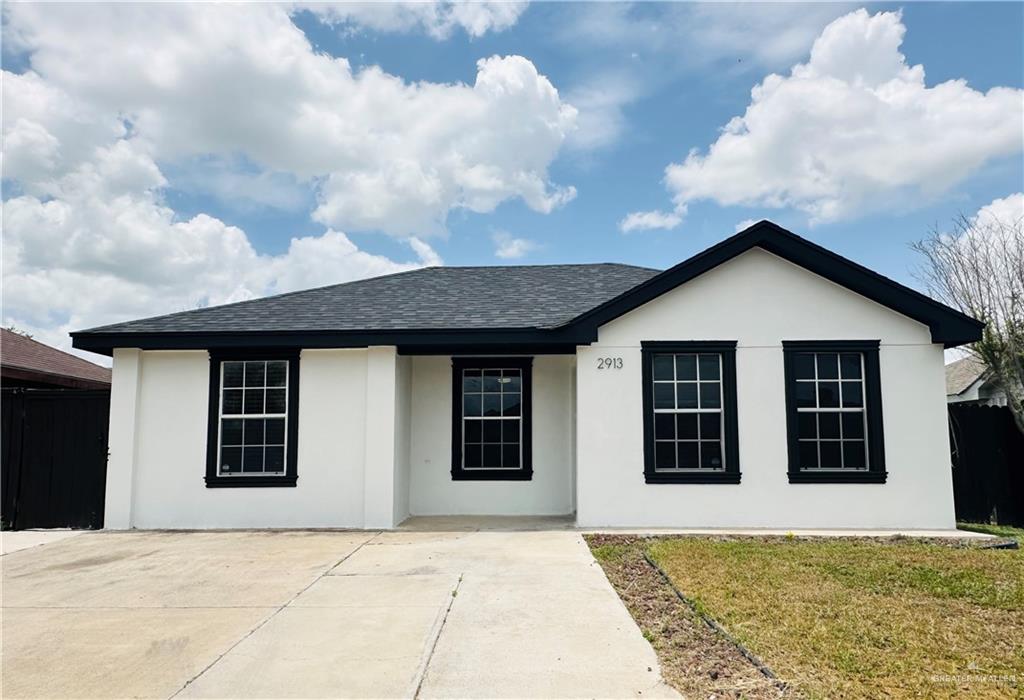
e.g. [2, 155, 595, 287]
[945, 356, 1008, 407]
[72, 222, 983, 530]
[2, 328, 111, 390]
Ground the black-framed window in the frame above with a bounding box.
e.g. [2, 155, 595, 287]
[451, 357, 532, 481]
[206, 351, 299, 487]
[641, 341, 740, 484]
[783, 341, 886, 483]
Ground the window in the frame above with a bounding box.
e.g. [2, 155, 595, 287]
[451, 357, 532, 481]
[641, 342, 740, 484]
[206, 352, 299, 487]
[783, 341, 886, 483]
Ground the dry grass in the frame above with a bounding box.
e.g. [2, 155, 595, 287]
[645, 536, 1024, 699]
[587, 535, 793, 699]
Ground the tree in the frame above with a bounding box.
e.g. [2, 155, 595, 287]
[3, 325, 33, 339]
[913, 210, 1024, 434]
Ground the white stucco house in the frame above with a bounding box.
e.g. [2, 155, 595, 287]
[73, 221, 983, 530]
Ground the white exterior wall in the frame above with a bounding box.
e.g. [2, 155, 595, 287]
[576, 248, 956, 529]
[408, 355, 575, 516]
[104, 348, 142, 529]
[106, 346, 574, 528]
[117, 348, 373, 529]
[393, 355, 413, 524]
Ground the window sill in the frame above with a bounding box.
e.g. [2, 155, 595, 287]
[645, 471, 741, 484]
[788, 470, 886, 484]
[451, 469, 533, 481]
[205, 475, 298, 488]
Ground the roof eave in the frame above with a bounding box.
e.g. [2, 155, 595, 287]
[70, 326, 598, 356]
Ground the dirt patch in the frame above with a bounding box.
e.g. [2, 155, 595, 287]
[587, 534, 796, 699]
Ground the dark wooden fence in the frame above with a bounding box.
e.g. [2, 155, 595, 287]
[1, 388, 110, 530]
[949, 403, 1024, 526]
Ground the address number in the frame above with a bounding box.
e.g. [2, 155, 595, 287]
[597, 357, 623, 370]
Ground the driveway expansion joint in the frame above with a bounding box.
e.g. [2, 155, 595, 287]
[167, 530, 382, 699]
[412, 573, 463, 699]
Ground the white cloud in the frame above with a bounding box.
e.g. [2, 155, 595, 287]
[654, 9, 1023, 224]
[619, 209, 684, 234]
[0, 2, 576, 354]
[1, 140, 440, 355]
[555, 3, 851, 152]
[2, 3, 576, 236]
[564, 75, 640, 152]
[492, 231, 539, 259]
[734, 219, 758, 233]
[302, 1, 528, 39]
[975, 193, 1024, 226]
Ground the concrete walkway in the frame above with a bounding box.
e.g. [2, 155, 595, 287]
[1, 529, 81, 555]
[1, 528, 677, 699]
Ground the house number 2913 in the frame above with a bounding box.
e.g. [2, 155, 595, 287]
[597, 357, 623, 370]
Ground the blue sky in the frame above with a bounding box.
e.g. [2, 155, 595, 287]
[2, 2, 1022, 352]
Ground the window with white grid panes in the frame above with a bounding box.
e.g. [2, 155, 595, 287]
[650, 352, 726, 471]
[217, 360, 289, 476]
[460, 367, 524, 471]
[791, 351, 868, 471]
[451, 357, 532, 480]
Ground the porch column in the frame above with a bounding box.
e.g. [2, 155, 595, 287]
[105, 348, 142, 529]
[363, 346, 399, 528]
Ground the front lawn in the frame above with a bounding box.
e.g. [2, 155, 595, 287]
[589, 535, 1023, 699]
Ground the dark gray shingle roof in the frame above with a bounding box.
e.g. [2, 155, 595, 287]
[80, 263, 661, 334]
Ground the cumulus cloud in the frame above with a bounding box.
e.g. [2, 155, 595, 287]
[302, 1, 528, 39]
[975, 193, 1024, 227]
[654, 9, 1023, 224]
[0, 3, 576, 354]
[1, 140, 439, 353]
[492, 231, 539, 259]
[619, 209, 684, 234]
[2, 3, 576, 235]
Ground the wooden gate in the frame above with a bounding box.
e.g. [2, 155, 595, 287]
[949, 403, 1024, 527]
[1, 388, 110, 530]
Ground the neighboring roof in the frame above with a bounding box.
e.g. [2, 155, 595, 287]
[946, 356, 988, 395]
[72, 220, 984, 355]
[2, 328, 112, 388]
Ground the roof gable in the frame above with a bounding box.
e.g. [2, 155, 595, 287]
[565, 221, 982, 347]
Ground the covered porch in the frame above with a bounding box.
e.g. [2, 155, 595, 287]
[386, 352, 578, 526]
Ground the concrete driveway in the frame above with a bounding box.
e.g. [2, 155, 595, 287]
[1, 523, 677, 699]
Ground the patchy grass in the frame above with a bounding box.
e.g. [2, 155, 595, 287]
[959, 522, 1024, 543]
[587, 535, 791, 699]
[638, 536, 1024, 699]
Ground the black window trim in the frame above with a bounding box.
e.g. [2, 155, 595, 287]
[782, 340, 886, 484]
[641, 341, 741, 484]
[451, 356, 533, 481]
[205, 349, 300, 488]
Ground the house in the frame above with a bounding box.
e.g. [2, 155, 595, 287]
[71, 221, 983, 530]
[2, 328, 111, 390]
[946, 356, 1008, 407]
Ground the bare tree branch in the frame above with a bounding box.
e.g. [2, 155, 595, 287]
[912, 210, 1024, 435]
